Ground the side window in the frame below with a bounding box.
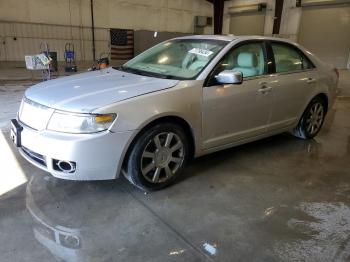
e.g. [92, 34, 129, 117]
[271, 43, 303, 73]
[207, 42, 266, 86]
[301, 53, 314, 70]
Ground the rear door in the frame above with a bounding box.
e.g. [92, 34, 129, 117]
[267, 41, 318, 131]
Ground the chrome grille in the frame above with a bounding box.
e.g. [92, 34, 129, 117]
[22, 147, 47, 167]
[18, 97, 54, 130]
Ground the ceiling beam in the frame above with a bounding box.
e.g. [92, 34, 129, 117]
[213, 0, 225, 34]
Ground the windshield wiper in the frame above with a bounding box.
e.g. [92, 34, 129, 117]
[160, 74, 176, 79]
[117, 66, 153, 77]
[117, 66, 177, 79]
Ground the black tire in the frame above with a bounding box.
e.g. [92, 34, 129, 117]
[124, 123, 189, 191]
[292, 96, 326, 139]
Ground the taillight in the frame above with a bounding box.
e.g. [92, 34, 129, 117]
[334, 68, 339, 79]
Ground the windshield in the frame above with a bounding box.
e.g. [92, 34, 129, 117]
[119, 39, 228, 80]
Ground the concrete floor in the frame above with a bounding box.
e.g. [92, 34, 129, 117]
[0, 70, 350, 262]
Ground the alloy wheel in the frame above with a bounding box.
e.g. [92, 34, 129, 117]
[140, 132, 185, 183]
[306, 102, 324, 135]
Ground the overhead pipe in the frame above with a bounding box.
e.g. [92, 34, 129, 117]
[90, 0, 96, 61]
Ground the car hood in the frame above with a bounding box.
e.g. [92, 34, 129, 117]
[24, 68, 179, 113]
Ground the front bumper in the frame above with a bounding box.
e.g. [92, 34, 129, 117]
[17, 123, 135, 180]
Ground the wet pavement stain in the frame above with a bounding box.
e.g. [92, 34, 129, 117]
[273, 202, 350, 262]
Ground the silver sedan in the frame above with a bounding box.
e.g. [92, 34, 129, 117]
[11, 35, 338, 190]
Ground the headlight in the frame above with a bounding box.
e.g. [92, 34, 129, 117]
[47, 111, 116, 134]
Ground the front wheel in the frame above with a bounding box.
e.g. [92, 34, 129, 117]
[292, 96, 326, 139]
[125, 123, 189, 191]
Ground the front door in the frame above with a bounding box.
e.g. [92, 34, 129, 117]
[202, 41, 273, 149]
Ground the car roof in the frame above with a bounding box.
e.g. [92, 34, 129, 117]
[175, 35, 296, 44]
[175, 34, 239, 41]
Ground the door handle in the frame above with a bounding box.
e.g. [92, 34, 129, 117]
[306, 78, 316, 84]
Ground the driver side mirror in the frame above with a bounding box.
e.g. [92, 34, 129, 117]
[215, 70, 243, 85]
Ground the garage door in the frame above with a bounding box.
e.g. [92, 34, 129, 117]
[229, 12, 265, 35]
[298, 5, 350, 68]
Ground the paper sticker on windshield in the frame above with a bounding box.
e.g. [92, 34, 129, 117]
[188, 48, 213, 57]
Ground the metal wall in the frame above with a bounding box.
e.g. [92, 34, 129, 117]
[0, 21, 109, 62]
[298, 4, 350, 68]
[0, 20, 196, 63]
[229, 12, 265, 35]
[0, 0, 214, 63]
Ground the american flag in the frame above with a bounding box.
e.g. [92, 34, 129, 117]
[110, 29, 134, 60]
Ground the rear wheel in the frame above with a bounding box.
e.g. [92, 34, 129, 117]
[292, 96, 326, 139]
[125, 123, 189, 191]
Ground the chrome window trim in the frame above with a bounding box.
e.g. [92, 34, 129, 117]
[268, 68, 317, 77]
[242, 74, 273, 82]
[203, 67, 316, 84]
[204, 68, 317, 85]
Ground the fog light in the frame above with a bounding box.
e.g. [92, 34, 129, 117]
[59, 233, 80, 249]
